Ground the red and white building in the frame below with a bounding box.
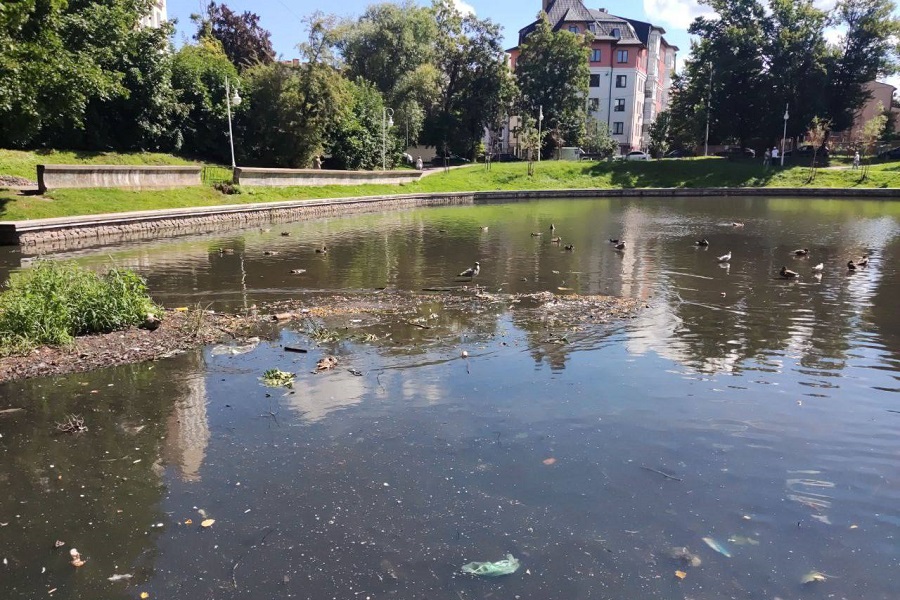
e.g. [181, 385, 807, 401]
[503, 0, 678, 155]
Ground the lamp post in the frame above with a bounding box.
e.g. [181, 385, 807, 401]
[704, 63, 713, 157]
[382, 107, 394, 171]
[780, 103, 789, 167]
[225, 76, 241, 169]
[537, 105, 544, 163]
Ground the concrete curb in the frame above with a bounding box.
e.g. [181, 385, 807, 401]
[2, 187, 898, 249]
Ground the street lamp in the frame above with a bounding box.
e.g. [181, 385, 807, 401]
[382, 107, 394, 171]
[225, 76, 241, 169]
[537, 105, 544, 163]
[704, 63, 713, 157]
[780, 103, 789, 167]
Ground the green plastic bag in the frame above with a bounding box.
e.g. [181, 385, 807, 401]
[461, 554, 520, 577]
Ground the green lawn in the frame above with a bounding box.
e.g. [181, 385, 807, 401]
[2, 157, 899, 222]
[0, 148, 205, 180]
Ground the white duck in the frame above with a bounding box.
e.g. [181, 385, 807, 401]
[717, 251, 732, 263]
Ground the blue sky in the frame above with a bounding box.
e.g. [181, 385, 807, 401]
[166, 0, 700, 58]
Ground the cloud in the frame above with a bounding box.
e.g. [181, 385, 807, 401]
[452, 0, 475, 16]
[643, 0, 715, 30]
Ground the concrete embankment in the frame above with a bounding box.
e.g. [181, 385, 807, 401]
[2, 187, 898, 250]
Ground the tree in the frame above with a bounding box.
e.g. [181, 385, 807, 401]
[196, 2, 275, 72]
[171, 37, 240, 162]
[515, 11, 590, 156]
[648, 111, 671, 158]
[804, 116, 830, 182]
[856, 104, 888, 180]
[825, 0, 900, 134]
[422, 0, 513, 159]
[328, 79, 395, 170]
[665, 70, 707, 152]
[582, 120, 618, 158]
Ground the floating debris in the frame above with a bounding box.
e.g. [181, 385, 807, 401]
[314, 356, 338, 373]
[211, 338, 260, 356]
[668, 547, 702, 567]
[107, 574, 133, 582]
[56, 415, 87, 435]
[461, 554, 520, 577]
[542, 458, 557, 466]
[801, 571, 831, 584]
[201, 519, 215, 528]
[727, 535, 760, 546]
[69, 548, 85, 568]
[260, 369, 295, 388]
[674, 570, 687, 580]
[702, 537, 732, 558]
[53, 540, 65, 548]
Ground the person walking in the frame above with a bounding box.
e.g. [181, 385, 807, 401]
[853, 150, 861, 170]
[771, 146, 779, 165]
[763, 147, 771, 169]
[415, 156, 424, 171]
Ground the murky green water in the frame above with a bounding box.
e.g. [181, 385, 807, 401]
[1, 197, 899, 599]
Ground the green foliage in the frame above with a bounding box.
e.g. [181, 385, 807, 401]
[329, 79, 393, 170]
[582, 120, 618, 158]
[172, 38, 240, 163]
[194, 1, 275, 71]
[515, 11, 590, 155]
[0, 261, 159, 354]
[648, 112, 671, 158]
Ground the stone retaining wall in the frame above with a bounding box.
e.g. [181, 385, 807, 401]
[3, 187, 898, 250]
[37, 164, 203, 193]
[234, 167, 423, 187]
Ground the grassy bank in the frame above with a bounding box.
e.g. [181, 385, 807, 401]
[0, 148, 205, 180]
[2, 157, 899, 221]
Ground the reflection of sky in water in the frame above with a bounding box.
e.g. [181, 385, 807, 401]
[1, 197, 899, 599]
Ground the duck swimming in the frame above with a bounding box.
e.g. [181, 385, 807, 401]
[614, 241, 626, 250]
[696, 239, 710, 246]
[459, 261, 480, 278]
[812, 263, 824, 272]
[717, 251, 731, 263]
[315, 245, 328, 254]
[794, 248, 810, 257]
[847, 260, 857, 271]
[780, 266, 799, 279]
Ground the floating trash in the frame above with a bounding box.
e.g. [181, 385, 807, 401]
[461, 554, 520, 577]
[727, 535, 760, 546]
[261, 369, 295, 388]
[801, 570, 832, 584]
[702, 537, 732, 558]
[668, 547, 702, 567]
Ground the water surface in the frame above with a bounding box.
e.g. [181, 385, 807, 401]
[1, 197, 899, 599]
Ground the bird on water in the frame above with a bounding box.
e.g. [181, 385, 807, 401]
[696, 239, 710, 247]
[717, 251, 731, 263]
[780, 266, 799, 279]
[459, 261, 480, 278]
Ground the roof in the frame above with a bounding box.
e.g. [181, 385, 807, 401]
[517, 0, 643, 45]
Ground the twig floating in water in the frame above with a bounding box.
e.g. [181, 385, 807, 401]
[408, 321, 432, 329]
[641, 466, 683, 481]
[284, 346, 308, 354]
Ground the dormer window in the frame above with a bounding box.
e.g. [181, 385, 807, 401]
[569, 25, 579, 33]
[611, 28, 621, 39]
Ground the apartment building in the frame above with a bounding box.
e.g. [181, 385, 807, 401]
[140, 0, 167, 28]
[503, 0, 678, 155]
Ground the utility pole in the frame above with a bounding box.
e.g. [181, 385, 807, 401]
[538, 105, 544, 162]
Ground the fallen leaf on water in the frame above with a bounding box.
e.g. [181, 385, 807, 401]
[849, 524, 858, 529]
[54, 540, 65, 548]
[315, 356, 339, 373]
[675, 570, 687, 580]
[542, 458, 557, 465]
[201, 519, 215, 528]
[184, 519, 193, 525]
[140, 593, 150, 599]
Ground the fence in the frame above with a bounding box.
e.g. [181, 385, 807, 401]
[201, 166, 234, 185]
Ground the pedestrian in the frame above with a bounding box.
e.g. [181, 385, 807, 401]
[853, 150, 860, 170]
[313, 155, 322, 169]
[763, 147, 771, 168]
[415, 156, 423, 171]
[771, 146, 779, 165]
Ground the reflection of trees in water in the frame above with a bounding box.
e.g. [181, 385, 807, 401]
[0, 353, 204, 598]
[867, 236, 900, 366]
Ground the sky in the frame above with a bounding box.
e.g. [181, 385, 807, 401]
[166, 0, 897, 86]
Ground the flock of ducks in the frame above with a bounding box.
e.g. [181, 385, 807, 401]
[693, 238, 870, 279]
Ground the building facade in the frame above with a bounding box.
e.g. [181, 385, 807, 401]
[503, 0, 678, 156]
[829, 81, 896, 146]
[140, 0, 167, 28]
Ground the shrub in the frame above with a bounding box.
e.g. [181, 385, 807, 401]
[0, 261, 159, 354]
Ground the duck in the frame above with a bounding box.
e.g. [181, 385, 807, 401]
[550, 223, 556, 231]
[315, 245, 328, 254]
[696, 238, 710, 247]
[564, 244, 575, 251]
[794, 248, 810, 257]
[531, 232, 543, 237]
[609, 238, 621, 244]
[550, 236, 562, 244]
[780, 266, 799, 279]
[614, 241, 626, 250]
[812, 263, 824, 272]
[857, 254, 869, 267]
[847, 260, 857, 271]
[731, 222, 745, 228]
[459, 261, 480, 278]
[717, 251, 731, 263]
[290, 268, 307, 274]
[280, 231, 291, 237]
[481, 226, 489, 232]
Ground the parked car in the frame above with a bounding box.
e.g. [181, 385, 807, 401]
[783, 144, 829, 158]
[715, 147, 756, 159]
[625, 151, 651, 161]
[665, 148, 694, 158]
[877, 146, 900, 160]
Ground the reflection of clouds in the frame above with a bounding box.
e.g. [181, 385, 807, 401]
[285, 370, 367, 423]
[163, 373, 210, 483]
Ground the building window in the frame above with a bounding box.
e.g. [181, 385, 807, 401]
[613, 122, 624, 135]
[591, 49, 601, 62]
[589, 98, 600, 112]
[616, 75, 627, 88]
[611, 28, 621, 39]
[617, 49, 628, 63]
[569, 26, 578, 33]
[638, 79, 644, 92]
[590, 74, 601, 88]
[614, 98, 625, 112]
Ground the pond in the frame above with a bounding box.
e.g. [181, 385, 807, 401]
[1, 196, 899, 599]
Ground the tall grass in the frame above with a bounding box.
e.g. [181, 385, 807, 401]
[0, 261, 159, 354]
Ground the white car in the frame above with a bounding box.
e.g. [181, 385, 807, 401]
[625, 151, 651, 161]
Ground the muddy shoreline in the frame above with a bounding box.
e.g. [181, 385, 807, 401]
[0, 291, 640, 383]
